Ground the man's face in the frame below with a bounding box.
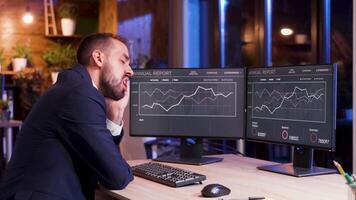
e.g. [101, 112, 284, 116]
[100, 39, 133, 100]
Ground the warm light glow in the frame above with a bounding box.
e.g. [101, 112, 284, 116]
[22, 12, 34, 24]
[280, 28, 293, 36]
[2, 19, 14, 34]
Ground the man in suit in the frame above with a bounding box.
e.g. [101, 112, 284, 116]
[0, 33, 134, 200]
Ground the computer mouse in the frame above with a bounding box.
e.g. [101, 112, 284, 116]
[201, 183, 231, 197]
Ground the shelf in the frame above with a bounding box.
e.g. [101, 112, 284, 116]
[45, 34, 82, 39]
[0, 70, 17, 75]
[45, 34, 83, 44]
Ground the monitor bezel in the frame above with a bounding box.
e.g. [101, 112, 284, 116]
[245, 64, 337, 151]
[129, 67, 246, 139]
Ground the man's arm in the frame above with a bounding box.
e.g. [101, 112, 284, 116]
[58, 87, 133, 190]
[105, 80, 130, 145]
[106, 119, 124, 145]
[105, 79, 130, 125]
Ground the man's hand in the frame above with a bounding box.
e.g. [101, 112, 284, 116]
[105, 81, 130, 125]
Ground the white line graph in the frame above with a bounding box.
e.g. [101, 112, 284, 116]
[139, 82, 236, 117]
[251, 81, 326, 123]
[143, 87, 229, 104]
[142, 86, 233, 112]
[144, 88, 176, 97]
[254, 87, 324, 114]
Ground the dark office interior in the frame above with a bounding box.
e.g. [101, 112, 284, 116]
[0, 0, 354, 199]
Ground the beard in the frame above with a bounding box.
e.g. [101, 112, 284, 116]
[100, 64, 126, 100]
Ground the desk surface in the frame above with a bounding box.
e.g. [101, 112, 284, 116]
[102, 154, 349, 200]
[0, 120, 22, 128]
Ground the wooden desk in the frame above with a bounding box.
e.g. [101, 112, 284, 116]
[101, 154, 349, 200]
[0, 120, 22, 162]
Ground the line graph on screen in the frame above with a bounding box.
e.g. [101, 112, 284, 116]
[251, 81, 326, 123]
[139, 82, 237, 117]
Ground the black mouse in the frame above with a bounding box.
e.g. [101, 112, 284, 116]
[201, 184, 231, 197]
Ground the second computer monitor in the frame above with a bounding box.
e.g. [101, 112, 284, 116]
[246, 64, 336, 150]
[246, 64, 337, 176]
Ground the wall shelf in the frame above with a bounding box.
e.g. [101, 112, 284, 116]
[45, 34, 82, 39]
[0, 70, 17, 75]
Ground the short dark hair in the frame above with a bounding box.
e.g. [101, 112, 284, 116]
[76, 33, 128, 66]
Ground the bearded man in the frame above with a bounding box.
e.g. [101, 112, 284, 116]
[0, 33, 134, 200]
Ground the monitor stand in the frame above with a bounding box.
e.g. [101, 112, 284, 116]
[154, 138, 223, 165]
[257, 146, 336, 177]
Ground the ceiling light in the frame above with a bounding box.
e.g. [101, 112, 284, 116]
[280, 28, 293, 36]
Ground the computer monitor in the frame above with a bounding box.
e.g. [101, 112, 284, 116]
[130, 68, 245, 165]
[246, 64, 337, 177]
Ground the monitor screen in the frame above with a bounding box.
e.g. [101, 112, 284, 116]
[246, 64, 337, 176]
[130, 68, 245, 139]
[246, 64, 336, 150]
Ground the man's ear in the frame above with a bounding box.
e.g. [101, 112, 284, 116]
[91, 50, 105, 68]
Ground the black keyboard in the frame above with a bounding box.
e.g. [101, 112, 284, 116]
[131, 162, 206, 187]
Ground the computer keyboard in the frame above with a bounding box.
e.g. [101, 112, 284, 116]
[131, 162, 206, 187]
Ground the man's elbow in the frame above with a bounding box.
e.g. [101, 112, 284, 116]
[105, 172, 134, 190]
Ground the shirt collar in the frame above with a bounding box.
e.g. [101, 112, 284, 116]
[92, 81, 98, 89]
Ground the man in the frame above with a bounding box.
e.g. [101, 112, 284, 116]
[0, 33, 134, 200]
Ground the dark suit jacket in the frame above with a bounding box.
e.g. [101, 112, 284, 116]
[0, 64, 134, 200]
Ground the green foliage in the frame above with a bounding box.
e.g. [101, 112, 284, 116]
[12, 68, 46, 120]
[0, 48, 5, 66]
[58, 3, 78, 19]
[0, 100, 9, 110]
[43, 44, 76, 71]
[0, 99, 10, 121]
[13, 43, 32, 61]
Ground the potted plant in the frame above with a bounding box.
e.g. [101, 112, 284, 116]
[57, 3, 78, 36]
[13, 68, 45, 119]
[43, 44, 76, 83]
[12, 43, 32, 72]
[0, 99, 10, 121]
